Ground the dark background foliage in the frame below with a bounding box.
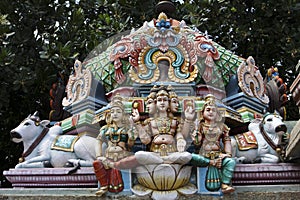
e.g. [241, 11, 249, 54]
[0, 0, 299, 187]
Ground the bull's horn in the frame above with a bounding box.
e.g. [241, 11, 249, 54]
[30, 111, 41, 124]
[33, 111, 39, 117]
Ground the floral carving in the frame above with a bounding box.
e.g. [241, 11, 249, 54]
[131, 164, 197, 199]
[237, 56, 269, 104]
[62, 60, 92, 107]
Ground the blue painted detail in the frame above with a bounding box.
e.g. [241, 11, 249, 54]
[155, 19, 171, 32]
[170, 47, 189, 79]
[223, 92, 268, 114]
[200, 43, 216, 53]
[51, 135, 78, 152]
[197, 167, 222, 196]
[139, 48, 158, 80]
[120, 169, 132, 194]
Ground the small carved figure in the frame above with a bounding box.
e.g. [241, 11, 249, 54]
[189, 94, 236, 194]
[93, 95, 136, 196]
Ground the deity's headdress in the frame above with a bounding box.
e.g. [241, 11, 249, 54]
[203, 94, 217, 108]
[167, 85, 178, 99]
[110, 93, 125, 111]
[156, 85, 169, 98]
[147, 85, 159, 101]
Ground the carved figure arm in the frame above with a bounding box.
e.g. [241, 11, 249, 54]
[95, 127, 106, 159]
[181, 105, 196, 138]
[191, 120, 202, 146]
[221, 124, 232, 158]
[131, 108, 152, 145]
[136, 121, 152, 145]
[176, 132, 186, 152]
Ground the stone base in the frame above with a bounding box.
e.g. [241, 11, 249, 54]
[0, 185, 300, 200]
[3, 167, 98, 188]
[4, 163, 300, 188]
[197, 167, 222, 196]
[232, 163, 300, 185]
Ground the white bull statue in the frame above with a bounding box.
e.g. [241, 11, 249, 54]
[10, 112, 97, 171]
[231, 113, 288, 164]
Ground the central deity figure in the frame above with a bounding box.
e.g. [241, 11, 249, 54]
[111, 85, 194, 168]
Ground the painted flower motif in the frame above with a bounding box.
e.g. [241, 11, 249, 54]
[155, 19, 171, 32]
[131, 164, 197, 200]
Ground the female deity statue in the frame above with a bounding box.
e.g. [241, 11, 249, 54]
[190, 94, 236, 194]
[93, 95, 136, 196]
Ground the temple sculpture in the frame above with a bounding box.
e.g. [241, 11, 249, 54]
[3, 4, 300, 200]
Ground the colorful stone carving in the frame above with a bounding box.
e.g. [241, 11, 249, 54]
[237, 56, 269, 104]
[10, 112, 97, 170]
[189, 95, 236, 194]
[93, 95, 137, 196]
[231, 112, 288, 163]
[62, 60, 93, 107]
[107, 85, 197, 199]
[5, 8, 298, 200]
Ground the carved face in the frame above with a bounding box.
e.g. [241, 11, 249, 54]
[110, 106, 124, 124]
[202, 105, 218, 123]
[146, 98, 156, 115]
[170, 97, 179, 113]
[156, 95, 169, 113]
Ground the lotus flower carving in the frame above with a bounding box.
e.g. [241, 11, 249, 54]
[131, 164, 197, 200]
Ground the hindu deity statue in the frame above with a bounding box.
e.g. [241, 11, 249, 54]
[189, 94, 236, 194]
[93, 95, 136, 196]
[106, 85, 192, 169]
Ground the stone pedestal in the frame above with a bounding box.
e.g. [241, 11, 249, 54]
[232, 163, 300, 185]
[196, 167, 222, 196]
[3, 167, 98, 188]
[4, 164, 300, 188]
[223, 92, 267, 123]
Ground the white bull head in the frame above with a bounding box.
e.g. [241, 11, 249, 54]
[260, 113, 287, 139]
[10, 112, 50, 144]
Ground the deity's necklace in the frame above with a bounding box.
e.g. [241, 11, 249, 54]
[156, 117, 171, 134]
[203, 123, 220, 142]
[109, 126, 125, 145]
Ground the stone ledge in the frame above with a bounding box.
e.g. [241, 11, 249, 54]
[0, 185, 300, 200]
[4, 163, 300, 188]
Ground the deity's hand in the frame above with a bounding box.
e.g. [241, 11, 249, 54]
[130, 108, 140, 123]
[184, 105, 195, 121]
[215, 158, 222, 169]
[97, 156, 106, 162]
[97, 156, 114, 169]
[210, 158, 222, 169]
[220, 153, 232, 159]
[190, 119, 200, 141]
[176, 138, 186, 152]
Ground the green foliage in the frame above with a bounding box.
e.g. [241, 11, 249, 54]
[0, 0, 299, 187]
